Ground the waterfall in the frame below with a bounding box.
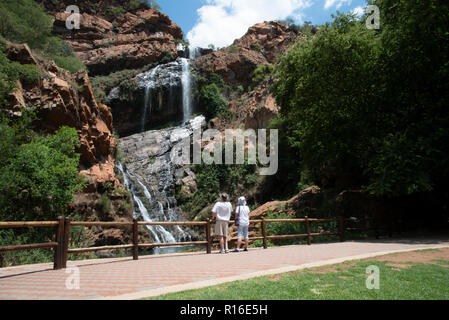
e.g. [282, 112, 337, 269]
[189, 47, 201, 60]
[181, 58, 192, 123]
[140, 65, 160, 132]
[117, 57, 206, 255]
[117, 161, 181, 254]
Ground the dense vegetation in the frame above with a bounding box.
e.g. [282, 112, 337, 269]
[0, 114, 85, 266]
[178, 158, 258, 221]
[0, 0, 94, 266]
[0, 45, 42, 109]
[0, 0, 86, 73]
[270, 0, 449, 206]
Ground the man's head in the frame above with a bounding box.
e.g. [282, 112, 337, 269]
[220, 193, 229, 201]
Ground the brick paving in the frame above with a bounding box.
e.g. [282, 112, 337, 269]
[1, 237, 448, 300]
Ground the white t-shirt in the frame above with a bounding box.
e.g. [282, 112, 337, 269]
[235, 205, 250, 227]
[212, 201, 233, 221]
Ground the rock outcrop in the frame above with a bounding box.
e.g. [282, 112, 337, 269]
[118, 116, 206, 242]
[5, 42, 118, 192]
[193, 21, 302, 130]
[229, 82, 279, 130]
[50, 8, 183, 75]
[107, 58, 191, 137]
[193, 21, 299, 86]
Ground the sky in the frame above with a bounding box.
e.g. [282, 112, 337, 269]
[157, 0, 368, 48]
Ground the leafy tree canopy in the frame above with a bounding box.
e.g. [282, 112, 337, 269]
[271, 0, 449, 198]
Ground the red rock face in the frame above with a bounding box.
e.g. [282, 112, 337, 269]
[52, 8, 183, 75]
[193, 21, 298, 85]
[194, 21, 300, 130]
[5, 42, 118, 192]
[229, 83, 280, 130]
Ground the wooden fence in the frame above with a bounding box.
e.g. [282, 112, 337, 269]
[0, 216, 395, 270]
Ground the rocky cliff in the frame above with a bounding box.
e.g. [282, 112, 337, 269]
[193, 21, 299, 86]
[40, 1, 183, 75]
[194, 21, 302, 130]
[5, 42, 119, 192]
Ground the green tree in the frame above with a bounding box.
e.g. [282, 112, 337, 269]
[364, 0, 449, 196]
[272, 13, 382, 188]
[199, 83, 229, 119]
[272, 1, 449, 199]
[0, 119, 85, 221]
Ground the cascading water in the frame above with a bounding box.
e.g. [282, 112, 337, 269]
[189, 47, 201, 60]
[117, 58, 204, 254]
[181, 58, 192, 123]
[141, 65, 160, 132]
[117, 161, 179, 254]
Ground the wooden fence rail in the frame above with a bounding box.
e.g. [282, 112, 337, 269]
[0, 215, 396, 270]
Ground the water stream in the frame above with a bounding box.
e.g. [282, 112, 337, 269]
[117, 58, 203, 254]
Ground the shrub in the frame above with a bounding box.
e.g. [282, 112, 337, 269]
[0, 117, 86, 221]
[97, 193, 112, 215]
[0, 48, 42, 108]
[250, 43, 263, 52]
[228, 45, 239, 54]
[107, 6, 126, 19]
[265, 211, 306, 246]
[53, 56, 88, 73]
[179, 155, 258, 220]
[199, 83, 229, 119]
[0, 1, 87, 75]
[129, 0, 142, 11]
[0, 0, 52, 49]
[251, 65, 273, 86]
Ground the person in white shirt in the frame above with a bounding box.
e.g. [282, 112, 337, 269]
[233, 196, 251, 252]
[211, 193, 233, 254]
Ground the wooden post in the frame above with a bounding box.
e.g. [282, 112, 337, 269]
[305, 216, 311, 245]
[62, 217, 71, 269]
[53, 216, 65, 270]
[206, 219, 211, 254]
[339, 216, 346, 242]
[133, 219, 139, 260]
[261, 217, 267, 249]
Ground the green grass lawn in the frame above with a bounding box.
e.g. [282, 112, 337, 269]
[146, 256, 449, 300]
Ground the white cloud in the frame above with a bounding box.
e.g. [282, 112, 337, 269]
[324, 0, 352, 10]
[187, 0, 313, 48]
[352, 6, 364, 17]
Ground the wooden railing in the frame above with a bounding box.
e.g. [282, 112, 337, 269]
[0, 216, 396, 270]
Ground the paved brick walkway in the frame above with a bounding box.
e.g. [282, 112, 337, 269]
[1, 237, 448, 300]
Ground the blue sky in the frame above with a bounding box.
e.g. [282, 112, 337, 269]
[157, 0, 368, 48]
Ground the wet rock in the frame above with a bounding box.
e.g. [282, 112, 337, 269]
[118, 116, 206, 242]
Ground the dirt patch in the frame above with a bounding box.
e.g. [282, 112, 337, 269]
[268, 275, 283, 282]
[364, 248, 449, 269]
[306, 261, 357, 274]
[385, 263, 414, 269]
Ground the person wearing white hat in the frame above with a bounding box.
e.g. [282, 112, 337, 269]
[233, 196, 250, 252]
